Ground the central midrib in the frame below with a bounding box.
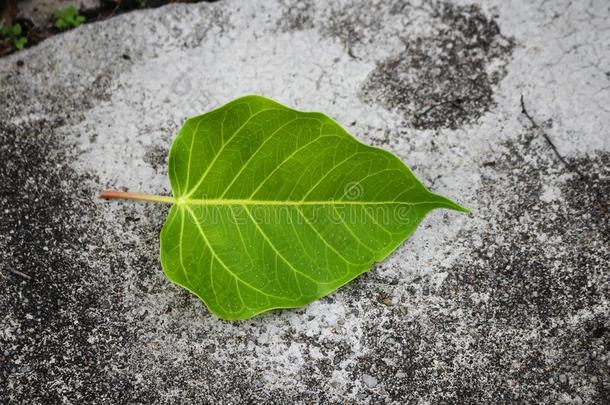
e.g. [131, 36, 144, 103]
[176, 198, 432, 206]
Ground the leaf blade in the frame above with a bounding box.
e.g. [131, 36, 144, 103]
[160, 95, 466, 320]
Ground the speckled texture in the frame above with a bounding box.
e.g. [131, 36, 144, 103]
[360, 1, 514, 130]
[1, 0, 609, 403]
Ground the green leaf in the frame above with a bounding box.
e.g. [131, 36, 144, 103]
[64, 5, 78, 18]
[156, 95, 467, 320]
[14, 37, 27, 49]
[54, 5, 84, 29]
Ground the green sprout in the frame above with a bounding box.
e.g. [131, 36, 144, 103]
[54, 5, 86, 30]
[1, 24, 27, 50]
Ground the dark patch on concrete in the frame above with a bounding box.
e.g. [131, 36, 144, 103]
[277, 0, 316, 32]
[360, 2, 514, 130]
[0, 119, 178, 403]
[0, 119, 135, 403]
[560, 154, 610, 241]
[143, 144, 169, 173]
[448, 133, 608, 323]
[318, 0, 386, 59]
[389, 131, 608, 402]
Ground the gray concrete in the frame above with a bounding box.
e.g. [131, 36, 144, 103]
[0, 0, 608, 403]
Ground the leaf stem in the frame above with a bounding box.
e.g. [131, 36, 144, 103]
[99, 190, 175, 204]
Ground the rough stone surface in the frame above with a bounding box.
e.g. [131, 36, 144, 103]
[1, 0, 609, 403]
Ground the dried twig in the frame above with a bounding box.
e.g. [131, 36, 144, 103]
[520, 95, 586, 180]
[8, 268, 32, 280]
[520, 95, 607, 214]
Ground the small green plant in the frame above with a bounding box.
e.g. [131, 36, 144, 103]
[54, 5, 86, 30]
[1, 24, 27, 50]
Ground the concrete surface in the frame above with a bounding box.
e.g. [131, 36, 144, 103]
[0, 0, 608, 403]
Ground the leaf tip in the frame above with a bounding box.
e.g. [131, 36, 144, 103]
[429, 193, 471, 215]
[454, 204, 471, 215]
[449, 201, 471, 214]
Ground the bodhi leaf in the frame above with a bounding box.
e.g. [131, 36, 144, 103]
[102, 95, 468, 320]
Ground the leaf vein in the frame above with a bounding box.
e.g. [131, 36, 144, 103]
[294, 206, 363, 267]
[248, 134, 335, 199]
[186, 108, 277, 198]
[185, 207, 291, 301]
[242, 205, 319, 287]
[219, 117, 300, 198]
